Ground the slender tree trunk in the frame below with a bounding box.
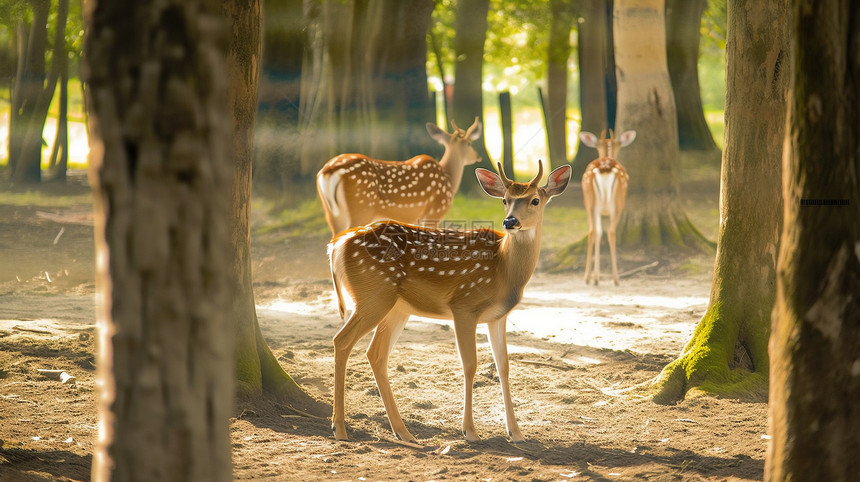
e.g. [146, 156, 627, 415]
[546, 0, 574, 171]
[614, 0, 711, 253]
[86, 1, 234, 480]
[572, 0, 613, 178]
[47, 0, 70, 182]
[767, 2, 860, 479]
[651, 0, 789, 404]
[665, 0, 718, 152]
[452, 0, 491, 191]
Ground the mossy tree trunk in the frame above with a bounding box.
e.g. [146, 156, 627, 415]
[766, 1, 860, 479]
[226, 0, 325, 414]
[650, 0, 790, 404]
[86, 0, 234, 479]
[571, 0, 614, 179]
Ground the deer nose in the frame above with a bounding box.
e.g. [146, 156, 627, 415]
[503, 216, 519, 229]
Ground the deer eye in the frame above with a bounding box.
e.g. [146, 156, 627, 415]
[531, 198, 540, 206]
[502, 199, 507, 205]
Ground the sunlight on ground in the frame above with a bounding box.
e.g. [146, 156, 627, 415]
[260, 277, 708, 358]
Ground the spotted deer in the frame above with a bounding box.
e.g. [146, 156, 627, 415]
[579, 129, 636, 286]
[327, 160, 571, 443]
[316, 118, 483, 236]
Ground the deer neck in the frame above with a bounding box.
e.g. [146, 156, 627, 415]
[438, 148, 465, 194]
[497, 224, 543, 293]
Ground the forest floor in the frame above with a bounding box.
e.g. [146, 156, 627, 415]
[0, 165, 769, 481]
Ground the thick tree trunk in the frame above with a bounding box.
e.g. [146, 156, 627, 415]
[452, 0, 492, 191]
[652, 0, 788, 405]
[545, 0, 574, 171]
[767, 2, 860, 480]
[614, 0, 711, 253]
[572, 0, 614, 178]
[365, 0, 436, 161]
[226, 0, 326, 414]
[86, 1, 235, 480]
[665, 0, 718, 152]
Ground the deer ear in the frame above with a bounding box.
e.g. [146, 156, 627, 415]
[475, 168, 507, 198]
[619, 130, 637, 147]
[579, 131, 598, 148]
[426, 123, 451, 145]
[544, 165, 571, 199]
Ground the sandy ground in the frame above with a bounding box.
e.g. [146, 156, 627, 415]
[0, 178, 768, 481]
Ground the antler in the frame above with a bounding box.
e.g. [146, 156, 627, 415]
[496, 161, 513, 187]
[529, 160, 544, 188]
[464, 116, 480, 139]
[450, 119, 461, 134]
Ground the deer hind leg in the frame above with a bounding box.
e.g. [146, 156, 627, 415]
[453, 315, 480, 442]
[486, 317, 524, 442]
[608, 212, 620, 286]
[584, 200, 595, 285]
[592, 208, 603, 286]
[332, 298, 395, 441]
[365, 310, 415, 442]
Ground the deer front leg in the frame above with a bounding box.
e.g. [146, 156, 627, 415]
[366, 311, 416, 443]
[486, 317, 524, 442]
[453, 316, 480, 442]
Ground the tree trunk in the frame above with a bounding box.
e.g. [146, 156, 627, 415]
[85, 1, 234, 480]
[365, 0, 436, 161]
[452, 0, 492, 192]
[613, 0, 711, 253]
[572, 0, 614, 178]
[9, 0, 50, 183]
[226, 0, 325, 414]
[47, 0, 70, 182]
[651, 0, 790, 404]
[665, 0, 719, 152]
[545, 0, 574, 170]
[767, 2, 860, 479]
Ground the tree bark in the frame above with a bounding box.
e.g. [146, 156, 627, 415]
[85, 1, 234, 480]
[665, 0, 719, 152]
[47, 0, 70, 182]
[572, 0, 614, 178]
[651, 0, 789, 404]
[767, 1, 860, 479]
[226, 0, 325, 414]
[613, 0, 711, 253]
[452, 0, 492, 191]
[545, 0, 574, 171]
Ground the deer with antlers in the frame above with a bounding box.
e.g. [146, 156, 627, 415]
[316, 118, 483, 236]
[327, 160, 571, 443]
[579, 129, 636, 286]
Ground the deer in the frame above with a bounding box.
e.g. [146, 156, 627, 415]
[327, 160, 571, 443]
[316, 118, 483, 236]
[579, 129, 636, 286]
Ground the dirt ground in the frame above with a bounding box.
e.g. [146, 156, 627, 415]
[0, 174, 768, 481]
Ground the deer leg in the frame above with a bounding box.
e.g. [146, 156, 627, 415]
[584, 225, 595, 284]
[486, 317, 524, 442]
[453, 316, 480, 442]
[593, 211, 603, 287]
[608, 219, 620, 286]
[332, 300, 394, 441]
[366, 310, 415, 442]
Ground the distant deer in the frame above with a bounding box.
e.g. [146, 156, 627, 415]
[316, 118, 483, 236]
[579, 129, 636, 286]
[328, 160, 571, 443]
